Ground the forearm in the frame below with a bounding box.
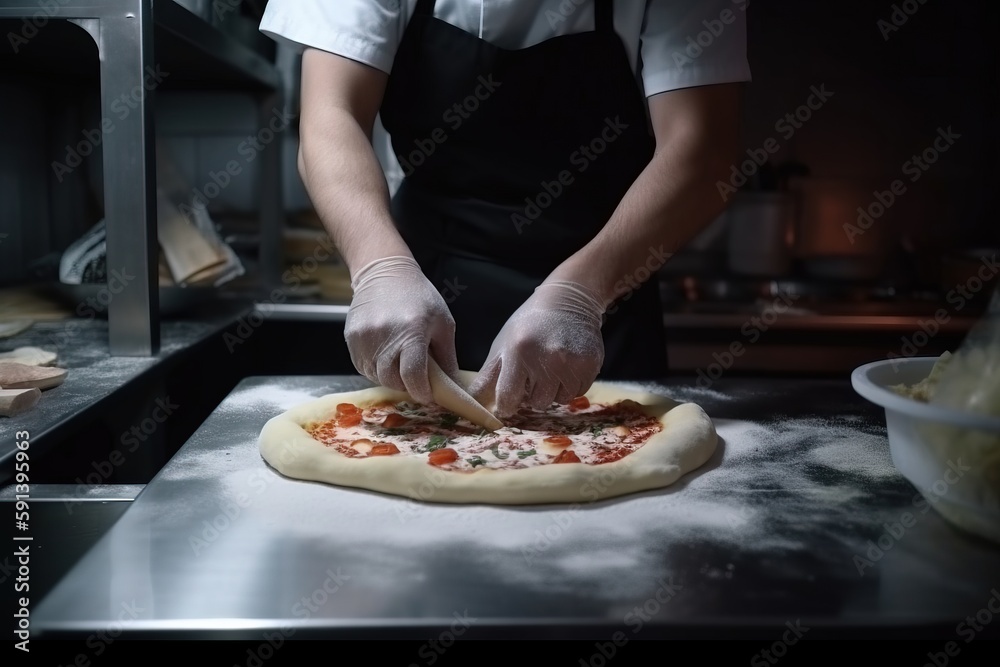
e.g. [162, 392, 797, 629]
[548, 138, 734, 307]
[298, 106, 411, 275]
[548, 84, 742, 308]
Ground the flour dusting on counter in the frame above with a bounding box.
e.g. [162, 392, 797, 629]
[193, 400, 903, 601]
[222, 384, 323, 413]
[616, 380, 736, 404]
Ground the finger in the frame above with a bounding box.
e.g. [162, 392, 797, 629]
[374, 346, 405, 393]
[579, 361, 602, 397]
[429, 323, 461, 379]
[346, 333, 377, 385]
[468, 356, 501, 409]
[495, 360, 529, 418]
[554, 359, 598, 404]
[527, 371, 559, 411]
[553, 382, 577, 405]
[399, 343, 434, 405]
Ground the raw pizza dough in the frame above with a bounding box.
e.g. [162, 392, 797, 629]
[258, 372, 718, 505]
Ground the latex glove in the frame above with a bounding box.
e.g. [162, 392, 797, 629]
[469, 281, 605, 418]
[344, 256, 459, 405]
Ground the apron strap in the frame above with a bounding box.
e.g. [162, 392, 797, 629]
[415, 0, 437, 18]
[595, 0, 614, 35]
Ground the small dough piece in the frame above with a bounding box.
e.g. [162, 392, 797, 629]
[0, 346, 58, 367]
[0, 320, 33, 339]
[0, 362, 67, 390]
[0, 388, 42, 417]
[428, 358, 504, 431]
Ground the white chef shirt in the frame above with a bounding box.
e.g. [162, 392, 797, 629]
[259, 0, 751, 98]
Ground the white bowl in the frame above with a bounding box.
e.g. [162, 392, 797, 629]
[852, 357, 1000, 543]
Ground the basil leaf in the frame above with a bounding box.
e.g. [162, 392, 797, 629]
[517, 449, 536, 459]
[467, 456, 487, 468]
[423, 435, 450, 452]
[439, 413, 459, 428]
[490, 443, 509, 460]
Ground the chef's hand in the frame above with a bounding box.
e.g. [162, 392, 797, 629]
[469, 281, 605, 418]
[345, 256, 459, 405]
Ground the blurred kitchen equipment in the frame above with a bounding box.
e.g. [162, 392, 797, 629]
[941, 248, 1000, 303]
[658, 213, 728, 276]
[726, 192, 795, 276]
[55, 142, 246, 315]
[801, 254, 884, 282]
[677, 277, 765, 303]
[155, 142, 246, 287]
[794, 178, 892, 265]
[156, 193, 228, 285]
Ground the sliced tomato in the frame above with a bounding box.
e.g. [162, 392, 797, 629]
[553, 449, 581, 464]
[336, 403, 361, 417]
[382, 413, 409, 428]
[337, 413, 363, 427]
[568, 396, 590, 411]
[543, 435, 572, 448]
[370, 443, 400, 456]
[428, 448, 459, 466]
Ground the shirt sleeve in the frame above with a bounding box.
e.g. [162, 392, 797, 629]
[639, 0, 752, 97]
[259, 0, 407, 74]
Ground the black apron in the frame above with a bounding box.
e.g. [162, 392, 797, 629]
[380, 0, 666, 380]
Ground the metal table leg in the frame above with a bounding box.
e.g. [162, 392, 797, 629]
[90, 4, 159, 356]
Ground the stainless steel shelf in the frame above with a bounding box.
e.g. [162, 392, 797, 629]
[153, 0, 281, 90]
[0, 0, 284, 356]
[257, 302, 351, 321]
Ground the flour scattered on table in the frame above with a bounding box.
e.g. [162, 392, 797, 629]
[223, 384, 320, 412]
[799, 419, 898, 481]
[170, 378, 911, 603]
[622, 381, 734, 404]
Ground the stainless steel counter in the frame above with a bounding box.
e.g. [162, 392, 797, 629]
[33, 376, 1000, 639]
